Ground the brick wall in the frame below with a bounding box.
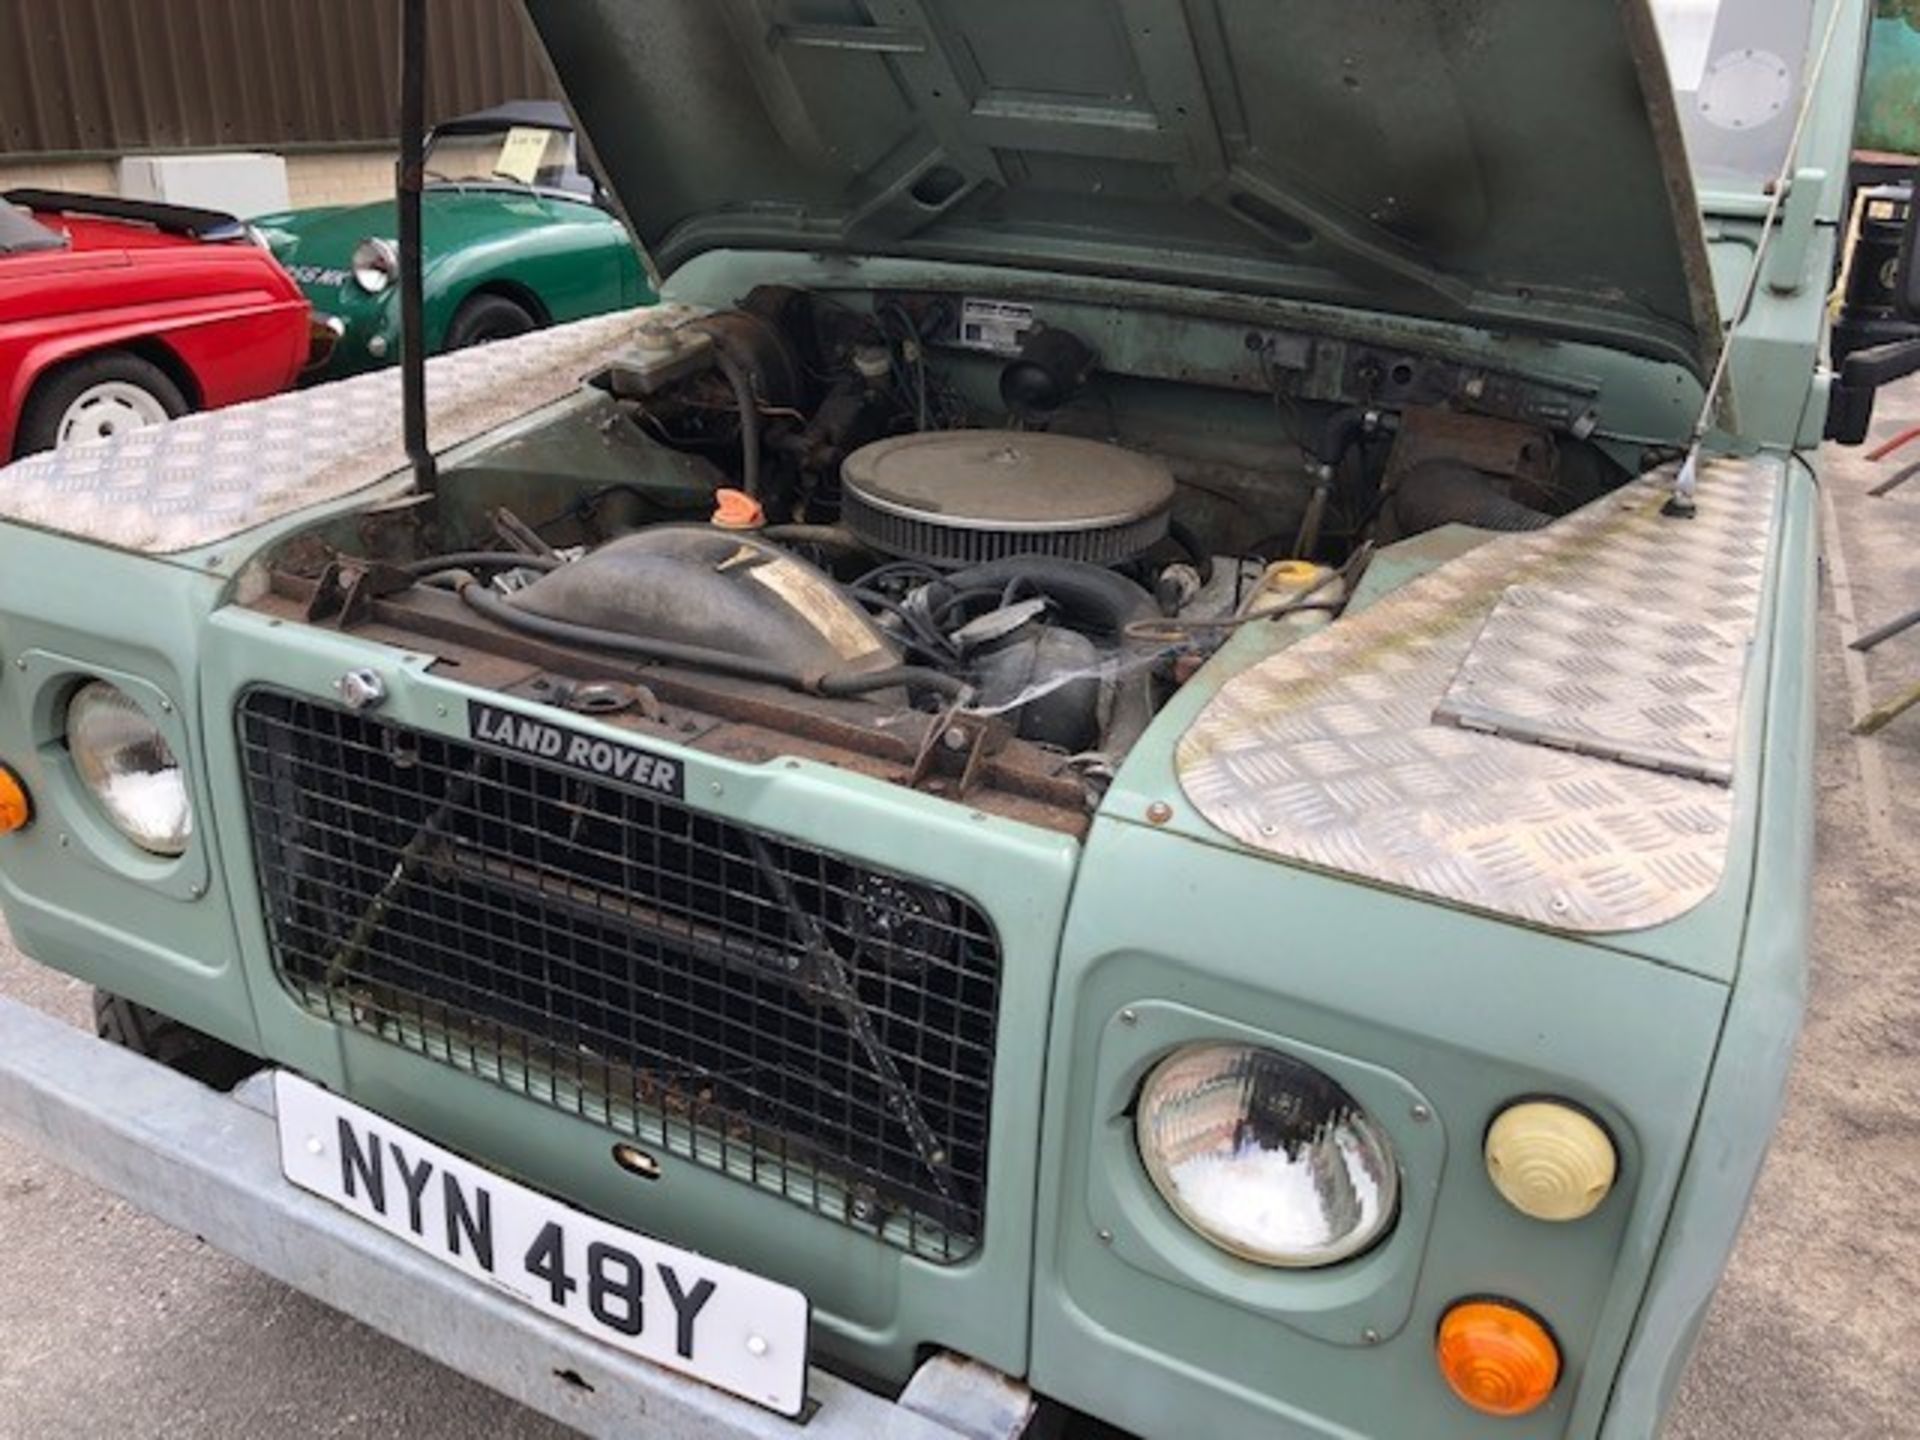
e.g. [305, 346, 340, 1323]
[284, 151, 395, 209]
[0, 158, 117, 195]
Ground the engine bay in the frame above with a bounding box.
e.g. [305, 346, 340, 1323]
[251, 284, 1646, 834]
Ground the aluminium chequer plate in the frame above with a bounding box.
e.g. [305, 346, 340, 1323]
[1176, 457, 1780, 933]
[0, 307, 675, 554]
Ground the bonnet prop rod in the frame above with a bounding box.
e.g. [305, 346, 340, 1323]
[398, 0, 436, 496]
[1666, 0, 1847, 518]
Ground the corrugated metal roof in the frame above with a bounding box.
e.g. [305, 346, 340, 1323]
[0, 0, 558, 156]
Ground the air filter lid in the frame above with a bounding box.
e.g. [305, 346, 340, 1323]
[841, 432, 1175, 568]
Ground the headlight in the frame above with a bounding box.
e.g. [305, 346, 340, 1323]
[65, 681, 192, 856]
[351, 236, 399, 293]
[1136, 1043, 1398, 1267]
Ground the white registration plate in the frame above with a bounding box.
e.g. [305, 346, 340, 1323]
[273, 1073, 810, 1416]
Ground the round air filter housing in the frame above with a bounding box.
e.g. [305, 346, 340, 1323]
[840, 432, 1175, 569]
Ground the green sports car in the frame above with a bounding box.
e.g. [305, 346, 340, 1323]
[253, 100, 652, 380]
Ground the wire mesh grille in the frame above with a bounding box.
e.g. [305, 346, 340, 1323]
[237, 689, 1001, 1262]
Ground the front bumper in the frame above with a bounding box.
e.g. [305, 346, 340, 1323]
[303, 312, 347, 374]
[292, 284, 397, 379]
[0, 994, 1033, 1440]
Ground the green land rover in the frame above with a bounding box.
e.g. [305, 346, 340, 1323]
[0, 2, 1902, 1437]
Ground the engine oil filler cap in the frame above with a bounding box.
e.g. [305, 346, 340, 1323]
[840, 431, 1174, 569]
[711, 487, 765, 530]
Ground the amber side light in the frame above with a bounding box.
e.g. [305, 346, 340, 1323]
[1485, 1100, 1618, 1221]
[0, 763, 32, 834]
[1436, 1299, 1561, 1417]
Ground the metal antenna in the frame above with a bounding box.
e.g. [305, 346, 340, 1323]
[398, 0, 436, 496]
[1668, 0, 1850, 518]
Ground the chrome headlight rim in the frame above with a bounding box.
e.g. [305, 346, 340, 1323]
[64, 679, 193, 858]
[350, 236, 399, 293]
[1134, 1040, 1402, 1269]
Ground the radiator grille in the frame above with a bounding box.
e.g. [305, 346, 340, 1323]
[237, 690, 1000, 1262]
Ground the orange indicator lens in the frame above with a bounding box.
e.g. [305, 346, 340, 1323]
[0, 763, 30, 834]
[1436, 1300, 1561, 1417]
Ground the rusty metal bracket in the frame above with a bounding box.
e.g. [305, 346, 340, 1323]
[907, 707, 1009, 799]
[491, 505, 561, 560]
[302, 561, 347, 623]
[356, 493, 435, 560]
[1378, 407, 1558, 499]
[305, 558, 416, 629]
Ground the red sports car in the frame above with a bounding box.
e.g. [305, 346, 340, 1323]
[0, 189, 316, 458]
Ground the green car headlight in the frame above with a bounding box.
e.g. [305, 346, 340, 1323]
[1135, 1043, 1399, 1267]
[351, 236, 399, 293]
[65, 681, 192, 857]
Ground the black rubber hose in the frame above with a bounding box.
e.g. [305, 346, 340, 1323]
[935, 557, 1159, 634]
[1390, 459, 1554, 534]
[935, 585, 1011, 626]
[853, 588, 954, 656]
[1312, 406, 1371, 467]
[1167, 518, 1215, 584]
[701, 338, 763, 499]
[458, 580, 967, 699]
[558, 483, 708, 527]
[852, 592, 955, 665]
[461, 580, 797, 684]
[758, 523, 872, 558]
[937, 556, 1159, 753]
[398, 550, 564, 577]
[818, 666, 968, 700]
[853, 559, 944, 590]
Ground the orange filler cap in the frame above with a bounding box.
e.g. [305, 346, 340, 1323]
[711, 488, 766, 530]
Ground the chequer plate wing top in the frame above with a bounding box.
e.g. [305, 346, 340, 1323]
[1176, 457, 1779, 933]
[0, 307, 673, 555]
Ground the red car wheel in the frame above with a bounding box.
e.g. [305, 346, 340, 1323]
[16, 351, 189, 456]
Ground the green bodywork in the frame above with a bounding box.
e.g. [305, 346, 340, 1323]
[253, 186, 651, 380]
[0, 2, 1866, 1436]
[0, 374, 1820, 1438]
[538, 0, 1722, 376]
[1861, 5, 1920, 153]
